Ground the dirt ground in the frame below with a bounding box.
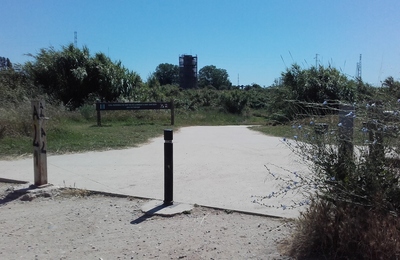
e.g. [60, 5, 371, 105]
[0, 182, 294, 260]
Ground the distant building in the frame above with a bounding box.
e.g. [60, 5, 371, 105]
[179, 55, 197, 89]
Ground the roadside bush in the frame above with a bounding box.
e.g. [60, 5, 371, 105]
[79, 104, 96, 120]
[221, 89, 248, 114]
[246, 87, 269, 109]
[0, 104, 32, 138]
[173, 89, 219, 111]
[259, 98, 400, 259]
[289, 199, 400, 259]
[25, 44, 143, 109]
[174, 90, 201, 111]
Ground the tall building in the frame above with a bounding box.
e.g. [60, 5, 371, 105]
[179, 55, 197, 89]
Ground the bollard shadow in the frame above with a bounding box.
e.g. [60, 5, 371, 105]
[90, 124, 112, 128]
[0, 185, 36, 206]
[130, 203, 168, 225]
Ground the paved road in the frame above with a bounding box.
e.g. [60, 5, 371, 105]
[1, 126, 310, 218]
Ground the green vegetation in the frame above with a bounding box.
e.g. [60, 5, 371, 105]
[0, 107, 263, 158]
[198, 65, 232, 89]
[1, 43, 400, 259]
[25, 44, 142, 109]
[153, 63, 179, 86]
[254, 97, 400, 258]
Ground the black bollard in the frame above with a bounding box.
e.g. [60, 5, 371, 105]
[164, 129, 173, 205]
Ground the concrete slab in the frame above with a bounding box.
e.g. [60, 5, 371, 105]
[0, 126, 311, 218]
[141, 200, 194, 216]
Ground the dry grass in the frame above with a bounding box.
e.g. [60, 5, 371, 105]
[265, 100, 400, 259]
[0, 104, 32, 138]
[287, 199, 400, 259]
[59, 188, 94, 198]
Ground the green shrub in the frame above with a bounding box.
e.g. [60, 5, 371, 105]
[257, 97, 400, 259]
[0, 103, 32, 138]
[220, 89, 248, 114]
[79, 104, 95, 120]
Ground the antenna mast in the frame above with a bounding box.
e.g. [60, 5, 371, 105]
[74, 31, 77, 47]
[315, 54, 319, 68]
[356, 54, 362, 80]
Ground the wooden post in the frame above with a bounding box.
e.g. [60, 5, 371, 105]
[338, 104, 354, 180]
[96, 101, 102, 127]
[170, 100, 175, 126]
[367, 103, 385, 167]
[32, 100, 48, 186]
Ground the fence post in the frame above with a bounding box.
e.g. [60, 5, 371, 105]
[32, 100, 48, 186]
[164, 129, 173, 205]
[367, 103, 385, 167]
[96, 101, 101, 127]
[338, 104, 354, 179]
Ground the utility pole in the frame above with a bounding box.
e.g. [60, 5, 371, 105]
[356, 54, 362, 81]
[315, 54, 319, 68]
[74, 31, 77, 47]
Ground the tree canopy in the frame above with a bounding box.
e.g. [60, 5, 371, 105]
[281, 64, 356, 103]
[198, 65, 232, 90]
[154, 63, 179, 86]
[265, 64, 361, 121]
[25, 44, 142, 109]
[0, 56, 12, 70]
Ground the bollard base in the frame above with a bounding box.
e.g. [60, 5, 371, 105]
[141, 200, 193, 216]
[163, 200, 173, 206]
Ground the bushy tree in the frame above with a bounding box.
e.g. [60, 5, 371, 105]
[381, 76, 400, 99]
[245, 85, 269, 110]
[198, 65, 232, 90]
[154, 63, 179, 86]
[25, 44, 142, 109]
[282, 64, 356, 103]
[0, 56, 12, 70]
[0, 64, 36, 103]
[221, 89, 248, 114]
[281, 97, 400, 259]
[267, 64, 357, 122]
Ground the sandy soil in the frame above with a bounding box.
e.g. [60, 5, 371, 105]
[0, 182, 294, 260]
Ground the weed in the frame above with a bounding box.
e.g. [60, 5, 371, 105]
[79, 104, 95, 120]
[60, 188, 93, 197]
[224, 209, 233, 214]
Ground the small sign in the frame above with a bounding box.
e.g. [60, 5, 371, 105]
[96, 102, 170, 111]
[96, 101, 174, 126]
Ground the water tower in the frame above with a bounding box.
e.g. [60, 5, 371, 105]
[179, 55, 197, 89]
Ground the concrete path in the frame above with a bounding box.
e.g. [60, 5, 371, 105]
[0, 126, 311, 218]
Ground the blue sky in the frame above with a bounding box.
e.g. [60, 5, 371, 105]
[1, 0, 399, 87]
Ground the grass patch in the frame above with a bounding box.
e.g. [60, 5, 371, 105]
[60, 188, 93, 197]
[0, 117, 171, 158]
[47, 120, 168, 154]
[176, 108, 259, 126]
[0, 136, 32, 158]
[0, 107, 267, 159]
[251, 114, 372, 146]
[250, 124, 294, 139]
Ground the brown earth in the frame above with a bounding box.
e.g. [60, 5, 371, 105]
[0, 182, 294, 259]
